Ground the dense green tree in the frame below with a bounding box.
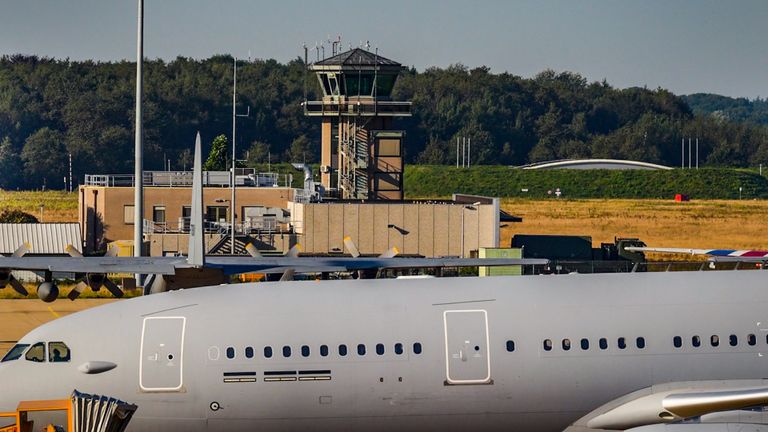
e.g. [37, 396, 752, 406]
[203, 134, 228, 171]
[0, 209, 38, 223]
[0, 54, 767, 191]
[21, 127, 67, 189]
[0, 136, 21, 189]
[245, 140, 270, 166]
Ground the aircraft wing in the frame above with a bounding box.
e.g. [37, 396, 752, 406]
[570, 380, 768, 431]
[625, 246, 768, 262]
[0, 256, 185, 275]
[0, 255, 548, 277]
[202, 256, 549, 275]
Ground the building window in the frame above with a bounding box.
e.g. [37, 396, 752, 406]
[123, 205, 134, 224]
[153, 206, 166, 224]
[206, 206, 228, 223]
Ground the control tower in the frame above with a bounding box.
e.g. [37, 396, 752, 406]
[304, 48, 411, 200]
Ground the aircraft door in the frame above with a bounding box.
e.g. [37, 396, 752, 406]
[443, 310, 491, 385]
[140, 316, 186, 392]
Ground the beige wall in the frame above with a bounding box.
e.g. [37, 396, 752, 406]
[291, 202, 498, 258]
[79, 185, 295, 251]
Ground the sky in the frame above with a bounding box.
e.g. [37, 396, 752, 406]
[0, 0, 766, 98]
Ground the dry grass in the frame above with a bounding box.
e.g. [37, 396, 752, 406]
[0, 191, 78, 222]
[501, 199, 768, 255]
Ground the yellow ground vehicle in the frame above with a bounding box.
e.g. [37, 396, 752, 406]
[0, 399, 71, 432]
[0, 392, 135, 432]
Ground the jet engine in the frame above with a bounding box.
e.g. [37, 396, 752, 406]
[37, 281, 59, 303]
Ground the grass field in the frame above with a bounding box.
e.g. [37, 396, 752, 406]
[500, 198, 768, 253]
[0, 190, 78, 222]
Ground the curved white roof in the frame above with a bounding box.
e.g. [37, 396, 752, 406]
[521, 159, 672, 171]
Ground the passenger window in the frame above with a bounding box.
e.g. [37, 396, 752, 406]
[1, 344, 30, 362]
[376, 343, 385, 355]
[225, 347, 235, 359]
[599, 338, 608, 350]
[264, 346, 273, 358]
[357, 344, 366, 356]
[673, 336, 682, 348]
[413, 342, 422, 354]
[580, 338, 589, 350]
[394, 343, 403, 355]
[506, 340, 515, 352]
[636, 337, 645, 349]
[748, 334, 757, 346]
[338, 344, 348, 356]
[692, 335, 701, 347]
[543, 339, 552, 352]
[711, 335, 719, 347]
[244, 346, 254, 359]
[729, 335, 738, 347]
[562, 339, 571, 351]
[301, 345, 310, 357]
[320, 345, 329, 357]
[282, 346, 291, 358]
[618, 337, 626, 350]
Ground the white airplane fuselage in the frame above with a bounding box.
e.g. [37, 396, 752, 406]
[1, 270, 768, 431]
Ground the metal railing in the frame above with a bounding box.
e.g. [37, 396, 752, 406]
[142, 218, 291, 235]
[303, 100, 412, 116]
[85, 171, 293, 188]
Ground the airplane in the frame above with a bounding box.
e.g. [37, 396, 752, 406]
[624, 246, 768, 263]
[0, 132, 545, 302]
[2, 262, 768, 431]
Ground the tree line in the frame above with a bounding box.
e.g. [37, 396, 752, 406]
[1, 54, 767, 190]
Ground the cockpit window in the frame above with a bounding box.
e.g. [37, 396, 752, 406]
[25, 342, 46, 363]
[48, 342, 71, 363]
[1, 344, 30, 362]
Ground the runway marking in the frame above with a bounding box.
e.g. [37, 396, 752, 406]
[47, 306, 60, 318]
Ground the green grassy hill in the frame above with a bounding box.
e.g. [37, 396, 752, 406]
[404, 166, 768, 199]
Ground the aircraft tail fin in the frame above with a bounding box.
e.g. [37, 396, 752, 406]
[187, 132, 205, 267]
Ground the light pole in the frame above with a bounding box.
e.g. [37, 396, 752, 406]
[133, 0, 144, 284]
[231, 57, 250, 255]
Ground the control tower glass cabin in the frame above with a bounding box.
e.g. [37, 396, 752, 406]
[304, 48, 411, 200]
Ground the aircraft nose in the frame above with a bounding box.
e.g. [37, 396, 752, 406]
[0, 363, 23, 414]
